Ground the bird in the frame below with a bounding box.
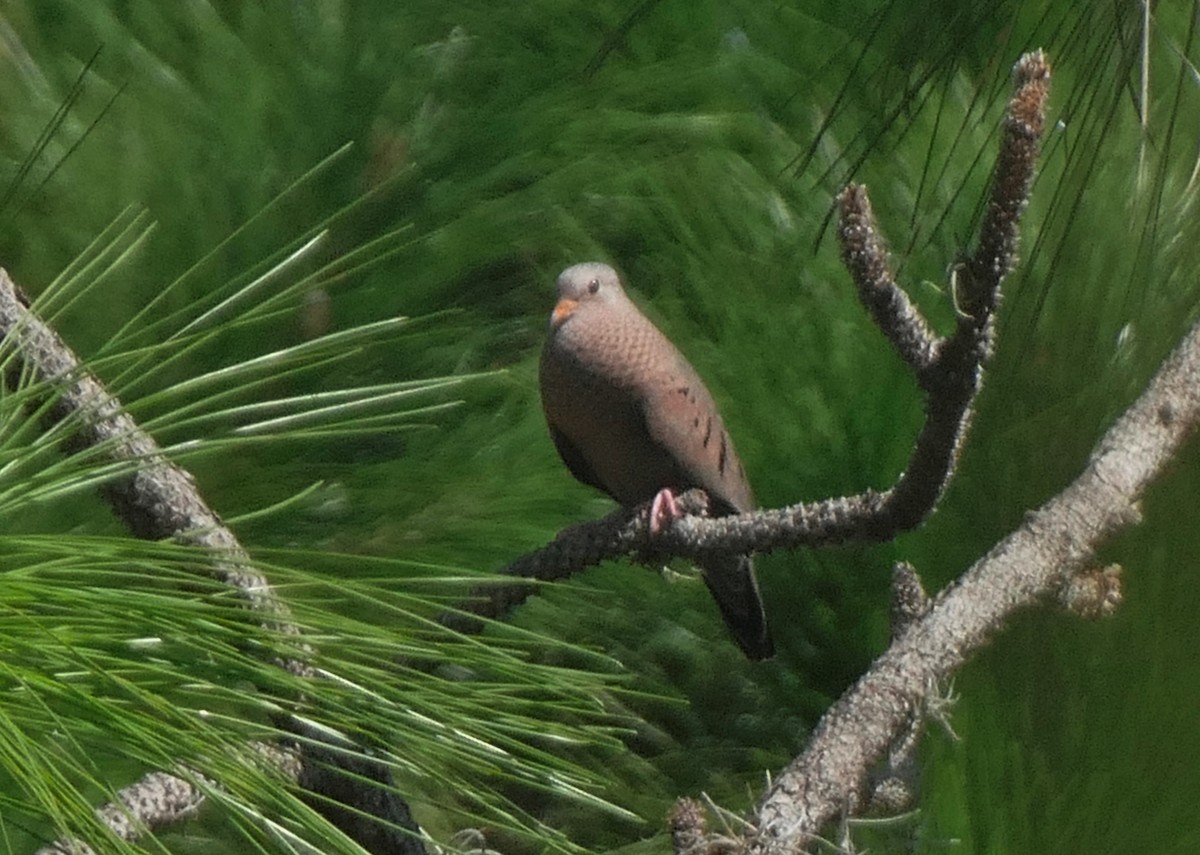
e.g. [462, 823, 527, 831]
[538, 261, 774, 660]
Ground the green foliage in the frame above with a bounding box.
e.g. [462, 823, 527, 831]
[2, 0, 1200, 853]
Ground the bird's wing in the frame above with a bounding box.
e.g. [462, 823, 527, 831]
[637, 350, 755, 514]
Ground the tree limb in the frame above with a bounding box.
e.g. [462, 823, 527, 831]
[745, 261, 1200, 852]
[0, 268, 425, 855]
[448, 51, 1050, 630]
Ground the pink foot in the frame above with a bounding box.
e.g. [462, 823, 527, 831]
[648, 488, 682, 536]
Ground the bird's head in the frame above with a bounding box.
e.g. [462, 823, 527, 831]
[550, 262, 625, 328]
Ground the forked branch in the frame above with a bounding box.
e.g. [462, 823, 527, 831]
[449, 52, 1050, 628]
[659, 47, 1200, 855]
[745, 212, 1200, 855]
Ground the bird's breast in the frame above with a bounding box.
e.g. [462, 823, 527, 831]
[540, 330, 684, 505]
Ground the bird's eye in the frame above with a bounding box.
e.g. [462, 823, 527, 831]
[587, 278, 600, 294]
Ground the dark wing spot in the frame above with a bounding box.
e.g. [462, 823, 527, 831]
[702, 416, 713, 448]
[718, 431, 729, 475]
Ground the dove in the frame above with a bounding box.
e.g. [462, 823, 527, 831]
[538, 262, 774, 660]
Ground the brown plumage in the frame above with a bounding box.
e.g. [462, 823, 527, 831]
[538, 262, 774, 660]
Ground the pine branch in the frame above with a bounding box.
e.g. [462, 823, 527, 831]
[0, 268, 425, 855]
[447, 52, 1050, 630]
[638, 47, 1200, 854]
[747, 226, 1200, 851]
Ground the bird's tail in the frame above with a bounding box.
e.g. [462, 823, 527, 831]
[700, 553, 774, 661]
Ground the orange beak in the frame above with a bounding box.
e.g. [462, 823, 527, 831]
[551, 298, 578, 326]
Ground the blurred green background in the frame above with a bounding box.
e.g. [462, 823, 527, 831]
[3, 1, 1200, 853]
